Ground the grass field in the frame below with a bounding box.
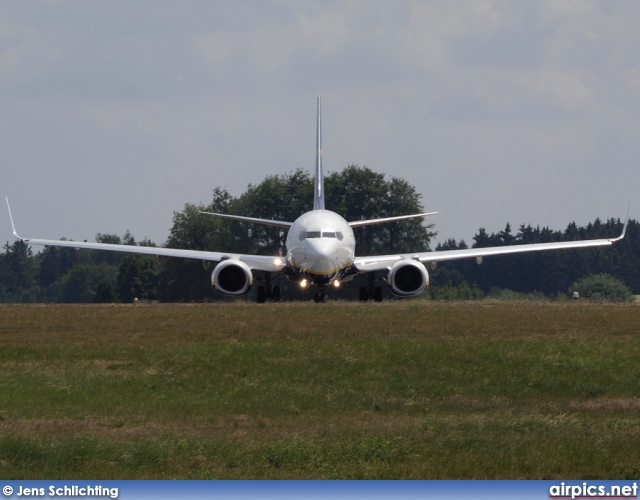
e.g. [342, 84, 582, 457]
[1, 301, 639, 479]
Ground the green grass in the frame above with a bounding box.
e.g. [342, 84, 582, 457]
[1, 301, 640, 479]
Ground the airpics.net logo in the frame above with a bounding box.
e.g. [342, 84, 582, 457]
[550, 482, 638, 499]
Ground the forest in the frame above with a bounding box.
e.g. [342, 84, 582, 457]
[1, 166, 637, 303]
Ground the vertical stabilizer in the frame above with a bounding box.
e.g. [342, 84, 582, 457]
[314, 96, 325, 210]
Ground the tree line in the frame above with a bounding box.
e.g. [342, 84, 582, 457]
[0, 165, 637, 302]
[430, 217, 638, 299]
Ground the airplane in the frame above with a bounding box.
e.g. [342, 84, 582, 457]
[6, 97, 630, 303]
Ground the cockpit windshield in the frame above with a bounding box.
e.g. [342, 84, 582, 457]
[298, 231, 344, 241]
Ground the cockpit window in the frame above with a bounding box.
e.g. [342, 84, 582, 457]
[300, 230, 344, 240]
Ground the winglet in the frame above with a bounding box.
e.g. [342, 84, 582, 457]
[610, 199, 631, 243]
[6, 197, 23, 240]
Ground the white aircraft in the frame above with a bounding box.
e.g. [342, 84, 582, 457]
[7, 98, 629, 303]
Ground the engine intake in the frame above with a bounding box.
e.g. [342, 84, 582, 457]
[211, 259, 253, 296]
[387, 260, 429, 296]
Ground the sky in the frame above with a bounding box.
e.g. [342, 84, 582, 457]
[1, 0, 639, 250]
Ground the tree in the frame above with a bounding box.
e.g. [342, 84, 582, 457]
[92, 234, 124, 265]
[0, 240, 36, 295]
[59, 263, 118, 303]
[93, 282, 116, 303]
[234, 169, 314, 256]
[157, 202, 227, 302]
[438, 217, 637, 297]
[36, 244, 78, 288]
[158, 165, 435, 301]
[117, 255, 159, 303]
[325, 166, 434, 255]
[569, 274, 634, 303]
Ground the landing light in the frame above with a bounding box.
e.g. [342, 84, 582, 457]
[300, 279, 308, 288]
[332, 280, 341, 288]
[274, 257, 283, 266]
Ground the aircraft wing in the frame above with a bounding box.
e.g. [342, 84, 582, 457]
[6, 200, 285, 273]
[354, 214, 629, 272]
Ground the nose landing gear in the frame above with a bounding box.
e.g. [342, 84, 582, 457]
[313, 286, 329, 303]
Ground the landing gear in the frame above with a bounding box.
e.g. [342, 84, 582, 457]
[257, 285, 281, 303]
[358, 286, 383, 302]
[257, 272, 281, 303]
[359, 274, 384, 302]
[313, 286, 329, 303]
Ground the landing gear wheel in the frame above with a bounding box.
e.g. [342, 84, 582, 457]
[313, 291, 329, 303]
[359, 287, 369, 302]
[257, 271, 282, 303]
[373, 286, 383, 302]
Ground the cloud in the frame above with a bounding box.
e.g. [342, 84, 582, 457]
[516, 70, 595, 111]
[1, 0, 639, 247]
[0, 14, 63, 84]
[191, 3, 355, 86]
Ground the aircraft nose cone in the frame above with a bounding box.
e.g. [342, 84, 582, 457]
[304, 240, 340, 274]
[307, 239, 333, 254]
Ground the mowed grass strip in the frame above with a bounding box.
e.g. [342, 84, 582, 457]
[0, 302, 639, 479]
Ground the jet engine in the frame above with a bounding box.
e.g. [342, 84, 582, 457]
[211, 259, 253, 296]
[387, 260, 429, 296]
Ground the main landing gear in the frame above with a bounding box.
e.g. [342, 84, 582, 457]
[257, 272, 281, 303]
[359, 274, 384, 302]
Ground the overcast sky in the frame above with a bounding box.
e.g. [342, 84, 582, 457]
[2, 0, 639, 250]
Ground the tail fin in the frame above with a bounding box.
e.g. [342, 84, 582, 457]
[314, 96, 325, 211]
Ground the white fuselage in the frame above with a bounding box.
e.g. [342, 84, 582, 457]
[285, 210, 355, 284]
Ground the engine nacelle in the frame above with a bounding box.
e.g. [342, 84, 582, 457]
[387, 260, 429, 297]
[211, 259, 253, 296]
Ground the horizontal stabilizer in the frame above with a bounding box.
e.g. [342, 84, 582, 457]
[200, 211, 293, 228]
[349, 212, 438, 228]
